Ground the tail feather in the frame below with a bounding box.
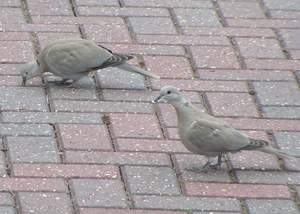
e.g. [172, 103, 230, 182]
[117, 63, 160, 79]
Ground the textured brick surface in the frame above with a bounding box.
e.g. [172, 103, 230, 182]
[129, 17, 177, 34]
[219, 2, 265, 18]
[246, 199, 299, 214]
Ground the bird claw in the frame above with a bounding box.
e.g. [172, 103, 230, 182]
[185, 166, 208, 173]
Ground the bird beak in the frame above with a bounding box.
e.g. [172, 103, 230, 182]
[152, 94, 163, 103]
[22, 76, 27, 86]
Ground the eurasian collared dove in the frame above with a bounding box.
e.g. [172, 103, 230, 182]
[153, 85, 300, 171]
[20, 39, 159, 88]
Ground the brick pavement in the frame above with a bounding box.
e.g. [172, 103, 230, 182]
[0, 0, 300, 213]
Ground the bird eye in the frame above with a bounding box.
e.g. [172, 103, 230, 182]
[167, 90, 171, 94]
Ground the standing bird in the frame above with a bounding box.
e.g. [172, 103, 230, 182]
[20, 39, 159, 88]
[153, 85, 300, 172]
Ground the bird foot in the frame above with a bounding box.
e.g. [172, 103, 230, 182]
[48, 80, 73, 86]
[185, 166, 208, 173]
[185, 162, 222, 173]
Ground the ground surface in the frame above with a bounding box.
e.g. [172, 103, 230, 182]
[0, 0, 300, 213]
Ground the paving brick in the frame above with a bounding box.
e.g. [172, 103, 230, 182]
[144, 56, 193, 79]
[80, 208, 187, 214]
[206, 92, 258, 117]
[13, 163, 118, 178]
[27, 0, 73, 16]
[76, 0, 119, 6]
[110, 113, 162, 138]
[0, 75, 42, 86]
[0, 32, 30, 41]
[129, 17, 177, 34]
[58, 124, 112, 150]
[2, 112, 102, 124]
[38, 32, 82, 49]
[229, 151, 280, 170]
[198, 69, 294, 81]
[124, 166, 180, 195]
[0, 0, 20, 6]
[49, 87, 98, 100]
[137, 35, 230, 46]
[183, 27, 275, 38]
[190, 46, 240, 69]
[227, 18, 300, 29]
[78, 6, 169, 17]
[236, 171, 300, 185]
[53, 100, 152, 113]
[0, 207, 15, 214]
[263, 107, 300, 119]
[0, 86, 48, 111]
[85, 24, 131, 43]
[7, 136, 59, 163]
[263, 0, 300, 10]
[0, 7, 25, 24]
[116, 138, 189, 153]
[278, 29, 300, 49]
[0, 178, 67, 192]
[0, 124, 53, 136]
[219, 2, 265, 18]
[72, 179, 127, 207]
[167, 127, 180, 140]
[65, 151, 171, 166]
[185, 182, 290, 199]
[0, 41, 33, 63]
[273, 132, 300, 171]
[124, 0, 213, 8]
[0, 64, 20, 75]
[290, 50, 300, 59]
[173, 154, 231, 182]
[253, 82, 300, 106]
[151, 79, 248, 92]
[0, 151, 7, 177]
[270, 10, 300, 19]
[19, 192, 73, 214]
[0, 192, 13, 206]
[246, 59, 300, 70]
[3, 23, 78, 33]
[246, 199, 299, 214]
[96, 67, 146, 90]
[174, 8, 221, 27]
[102, 89, 154, 102]
[133, 195, 240, 212]
[104, 44, 185, 56]
[235, 38, 284, 59]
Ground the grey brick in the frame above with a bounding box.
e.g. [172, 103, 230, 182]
[279, 29, 300, 49]
[129, 17, 177, 34]
[174, 8, 221, 27]
[0, 124, 53, 136]
[263, 0, 300, 10]
[0, 151, 7, 177]
[49, 87, 98, 100]
[263, 106, 300, 119]
[253, 82, 300, 106]
[2, 112, 103, 124]
[246, 199, 299, 214]
[7, 137, 59, 163]
[0, 207, 16, 214]
[72, 179, 127, 207]
[133, 195, 240, 211]
[96, 67, 146, 90]
[124, 166, 181, 195]
[0, 193, 13, 206]
[0, 87, 48, 111]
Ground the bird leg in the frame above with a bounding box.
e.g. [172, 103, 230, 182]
[185, 155, 224, 173]
[48, 78, 73, 86]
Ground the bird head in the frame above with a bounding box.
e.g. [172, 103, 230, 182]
[19, 61, 41, 86]
[152, 85, 185, 104]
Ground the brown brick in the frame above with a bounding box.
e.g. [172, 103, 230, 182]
[245, 59, 300, 70]
[58, 124, 112, 150]
[0, 178, 67, 192]
[13, 163, 118, 178]
[185, 182, 291, 199]
[49, 87, 98, 100]
[110, 113, 162, 138]
[190, 46, 240, 69]
[219, 2, 265, 18]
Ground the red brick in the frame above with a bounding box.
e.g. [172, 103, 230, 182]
[190, 46, 240, 69]
[102, 89, 154, 102]
[80, 208, 187, 214]
[144, 56, 193, 79]
[0, 32, 30, 41]
[19, 192, 73, 214]
[0, 41, 34, 63]
[0, 7, 25, 23]
[27, 0, 73, 16]
[183, 27, 275, 38]
[78, 6, 169, 16]
[184, 182, 291, 199]
[65, 151, 171, 166]
[227, 18, 300, 28]
[13, 163, 118, 178]
[129, 17, 177, 34]
[219, 2, 265, 18]
[58, 124, 112, 150]
[116, 138, 189, 153]
[49, 87, 98, 100]
[33, 16, 124, 25]
[84, 24, 131, 43]
[0, 178, 67, 192]
[245, 59, 300, 70]
[124, 0, 212, 8]
[2, 23, 78, 33]
[151, 79, 248, 92]
[235, 38, 284, 59]
[206, 92, 259, 117]
[110, 113, 162, 138]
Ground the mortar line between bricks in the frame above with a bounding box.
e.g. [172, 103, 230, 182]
[2, 136, 12, 177]
[169, 154, 185, 195]
[102, 115, 118, 152]
[183, 45, 201, 79]
[268, 131, 287, 170]
[288, 185, 300, 212]
[272, 28, 292, 59]
[66, 178, 80, 214]
[246, 81, 264, 118]
[14, 191, 22, 214]
[212, 0, 228, 27]
[168, 7, 183, 34]
[152, 105, 168, 140]
[229, 36, 247, 70]
[119, 166, 134, 208]
[240, 199, 250, 214]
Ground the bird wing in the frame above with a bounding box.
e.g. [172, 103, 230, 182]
[185, 119, 250, 153]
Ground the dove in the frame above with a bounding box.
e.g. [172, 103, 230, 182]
[153, 85, 300, 171]
[20, 39, 159, 88]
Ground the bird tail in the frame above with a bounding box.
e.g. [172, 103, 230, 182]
[117, 63, 160, 79]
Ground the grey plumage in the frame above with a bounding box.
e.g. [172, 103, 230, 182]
[20, 39, 159, 88]
[153, 85, 300, 171]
